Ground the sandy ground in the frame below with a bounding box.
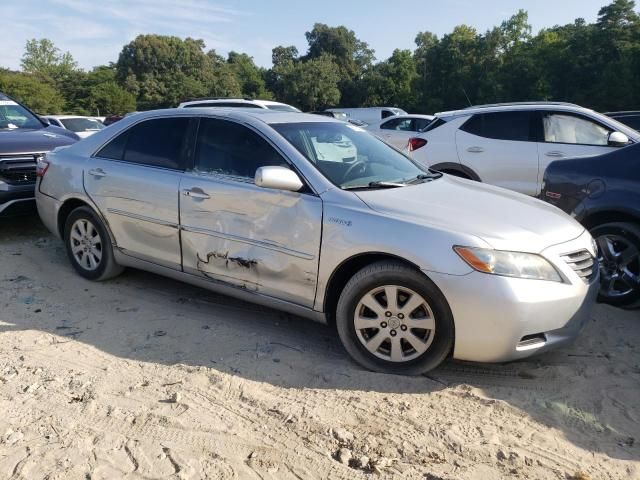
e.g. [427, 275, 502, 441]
[0, 214, 638, 480]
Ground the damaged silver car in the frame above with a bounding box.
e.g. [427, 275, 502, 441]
[36, 109, 599, 375]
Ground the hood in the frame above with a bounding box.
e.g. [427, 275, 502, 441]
[355, 175, 585, 253]
[0, 126, 78, 154]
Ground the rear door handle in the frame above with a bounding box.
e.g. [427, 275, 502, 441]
[545, 151, 565, 158]
[183, 188, 210, 200]
[466, 146, 484, 153]
[88, 168, 106, 177]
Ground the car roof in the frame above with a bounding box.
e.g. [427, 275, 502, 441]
[127, 108, 340, 125]
[179, 98, 292, 107]
[605, 111, 640, 115]
[45, 115, 98, 119]
[435, 102, 592, 118]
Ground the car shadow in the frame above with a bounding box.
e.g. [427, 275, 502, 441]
[1, 214, 638, 462]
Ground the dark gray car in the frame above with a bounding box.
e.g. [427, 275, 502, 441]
[0, 92, 78, 217]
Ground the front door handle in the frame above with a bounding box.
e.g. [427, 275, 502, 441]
[545, 151, 565, 158]
[183, 188, 210, 200]
[88, 168, 106, 177]
[467, 146, 484, 153]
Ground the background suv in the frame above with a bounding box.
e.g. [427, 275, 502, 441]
[178, 98, 300, 112]
[408, 102, 639, 196]
[542, 143, 640, 307]
[0, 92, 78, 217]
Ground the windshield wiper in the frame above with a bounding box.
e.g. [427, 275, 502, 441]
[407, 172, 442, 184]
[341, 181, 407, 190]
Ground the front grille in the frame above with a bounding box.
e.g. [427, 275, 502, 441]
[561, 249, 597, 284]
[0, 155, 40, 185]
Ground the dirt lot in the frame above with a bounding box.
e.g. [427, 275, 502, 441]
[0, 215, 638, 479]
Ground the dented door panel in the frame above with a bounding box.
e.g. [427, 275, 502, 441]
[179, 174, 322, 307]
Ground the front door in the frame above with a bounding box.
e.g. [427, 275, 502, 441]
[537, 111, 618, 193]
[179, 117, 322, 307]
[84, 117, 191, 269]
[455, 110, 540, 196]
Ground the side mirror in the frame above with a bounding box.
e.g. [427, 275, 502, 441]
[608, 131, 629, 147]
[254, 166, 303, 192]
[40, 116, 50, 126]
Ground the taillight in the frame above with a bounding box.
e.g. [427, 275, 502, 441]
[36, 156, 50, 178]
[408, 137, 428, 152]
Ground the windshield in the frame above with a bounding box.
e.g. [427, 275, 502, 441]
[273, 121, 431, 189]
[60, 117, 105, 132]
[266, 104, 301, 112]
[593, 110, 640, 140]
[0, 100, 43, 130]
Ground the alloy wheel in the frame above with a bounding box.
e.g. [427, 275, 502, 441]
[354, 285, 436, 362]
[70, 218, 103, 271]
[597, 234, 640, 299]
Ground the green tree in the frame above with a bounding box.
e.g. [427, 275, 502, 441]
[227, 51, 271, 98]
[0, 69, 65, 113]
[88, 82, 136, 115]
[276, 54, 341, 110]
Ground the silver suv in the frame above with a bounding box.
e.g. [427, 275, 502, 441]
[36, 109, 599, 374]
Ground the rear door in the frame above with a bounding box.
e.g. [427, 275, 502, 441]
[537, 111, 618, 191]
[179, 117, 322, 307]
[84, 116, 192, 269]
[455, 111, 539, 195]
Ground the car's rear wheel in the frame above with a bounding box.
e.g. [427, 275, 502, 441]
[336, 260, 454, 375]
[591, 222, 640, 307]
[64, 206, 123, 281]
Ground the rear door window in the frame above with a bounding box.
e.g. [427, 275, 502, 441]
[96, 117, 190, 170]
[460, 111, 533, 141]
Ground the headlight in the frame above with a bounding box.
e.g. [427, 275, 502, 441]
[590, 237, 598, 258]
[454, 246, 562, 282]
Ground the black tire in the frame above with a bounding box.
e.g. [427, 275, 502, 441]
[591, 222, 640, 307]
[63, 206, 123, 281]
[336, 260, 455, 375]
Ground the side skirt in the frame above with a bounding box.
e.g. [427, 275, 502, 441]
[113, 249, 327, 324]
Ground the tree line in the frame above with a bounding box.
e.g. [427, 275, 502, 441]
[0, 0, 638, 116]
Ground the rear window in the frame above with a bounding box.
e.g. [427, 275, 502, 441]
[421, 117, 447, 133]
[460, 111, 532, 141]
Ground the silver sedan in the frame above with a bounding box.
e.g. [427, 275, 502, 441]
[35, 109, 599, 374]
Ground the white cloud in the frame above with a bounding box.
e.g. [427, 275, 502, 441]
[1, 0, 254, 70]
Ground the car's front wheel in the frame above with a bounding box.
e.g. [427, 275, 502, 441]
[592, 222, 640, 307]
[336, 261, 454, 375]
[64, 206, 123, 281]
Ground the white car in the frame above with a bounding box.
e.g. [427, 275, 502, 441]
[178, 98, 300, 112]
[366, 114, 434, 149]
[407, 102, 640, 196]
[326, 107, 407, 125]
[45, 116, 105, 138]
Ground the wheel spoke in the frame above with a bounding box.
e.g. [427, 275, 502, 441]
[400, 293, 424, 317]
[90, 235, 101, 247]
[88, 253, 97, 270]
[360, 293, 385, 318]
[71, 243, 84, 254]
[78, 221, 88, 236]
[597, 236, 614, 261]
[366, 332, 388, 352]
[616, 246, 639, 267]
[86, 222, 96, 238]
[620, 269, 640, 289]
[389, 336, 403, 362]
[354, 315, 379, 330]
[71, 231, 82, 242]
[92, 248, 103, 261]
[404, 316, 435, 331]
[403, 334, 429, 356]
[384, 286, 398, 310]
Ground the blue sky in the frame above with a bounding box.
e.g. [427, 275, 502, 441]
[1, 0, 612, 71]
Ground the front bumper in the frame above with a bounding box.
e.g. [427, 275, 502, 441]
[427, 230, 599, 363]
[0, 181, 36, 217]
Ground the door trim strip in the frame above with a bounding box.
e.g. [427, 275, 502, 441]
[107, 208, 179, 229]
[181, 224, 315, 260]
